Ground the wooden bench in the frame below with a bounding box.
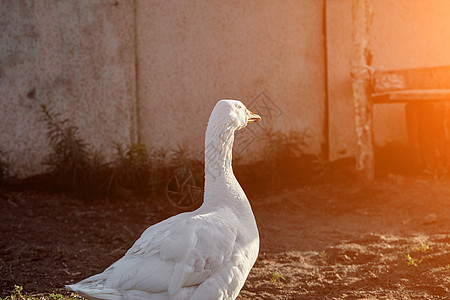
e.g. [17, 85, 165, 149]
[371, 66, 450, 173]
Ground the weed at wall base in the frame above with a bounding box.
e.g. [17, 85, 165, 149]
[39, 104, 176, 200]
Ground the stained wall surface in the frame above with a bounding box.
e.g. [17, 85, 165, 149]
[136, 0, 326, 160]
[5, 0, 450, 177]
[0, 0, 137, 176]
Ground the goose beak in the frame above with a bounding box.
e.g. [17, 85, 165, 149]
[247, 110, 261, 124]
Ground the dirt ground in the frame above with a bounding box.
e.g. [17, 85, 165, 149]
[1, 176, 449, 299]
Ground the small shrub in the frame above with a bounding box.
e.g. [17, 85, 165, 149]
[105, 143, 153, 197]
[40, 104, 96, 198]
[312, 152, 329, 179]
[170, 144, 203, 187]
[261, 128, 313, 187]
[263, 128, 309, 162]
[150, 147, 169, 190]
[39, 104, 176, 200]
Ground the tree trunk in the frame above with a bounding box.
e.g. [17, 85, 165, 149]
[352, 0, 374, 181]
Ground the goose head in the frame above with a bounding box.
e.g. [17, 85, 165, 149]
[209, 100, 261, 132]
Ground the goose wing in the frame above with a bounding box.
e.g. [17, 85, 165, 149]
[98, 211, 238, 296]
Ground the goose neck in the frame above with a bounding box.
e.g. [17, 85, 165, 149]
[204, 125, 236, 186]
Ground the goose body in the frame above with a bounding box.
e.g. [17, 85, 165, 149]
[67, 100, 261, 300]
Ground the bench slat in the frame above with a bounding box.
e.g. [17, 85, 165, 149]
[372, 89, 450, 103]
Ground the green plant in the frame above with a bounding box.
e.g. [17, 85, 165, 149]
[262, 128, 309, 161]
[318, 250, 328, 265]
[261, 128, 311, 186]
[270, 271, 286, 283]
[405, 241, 431, 267]
[406, 253, 422, 267]
[152, 147, 169, 166]
[4, 285, 25, 300]
[170, 144, 203, 184]
[413, 241, 430, 252]
[105, 143, 153, 197]
[146, 147, 169, 195]
[40, 105, 178, 200]
[40, 104, 95, 198]
[312, 152, 329, 179]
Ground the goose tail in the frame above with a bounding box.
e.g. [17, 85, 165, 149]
[66, 280, 123, 300]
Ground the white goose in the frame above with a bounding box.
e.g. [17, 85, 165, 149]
[67, 100, 261, 300]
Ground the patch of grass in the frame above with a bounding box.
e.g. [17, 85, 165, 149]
[406, 241, 431, 267]
[0, 285, 81, 300]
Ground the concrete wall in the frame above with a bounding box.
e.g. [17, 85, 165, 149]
[0, 0, 137, 177]
[136, 0, 326, 159]
[4, 0, 450, 176]
[327, 0, 450, 160]
[326, 0, 355, 160]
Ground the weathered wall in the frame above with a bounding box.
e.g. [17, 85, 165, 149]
[0, 0, 137, 177]
[136, 0, 326, 160]
[327, 0, 450, 160]
[7, 0, 449, 176]
[326, 0, 355, 160]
